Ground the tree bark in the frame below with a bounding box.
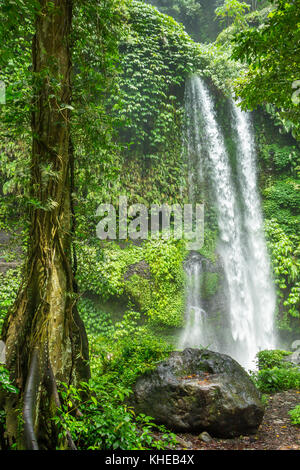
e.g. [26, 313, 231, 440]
[1, 0, 90, 449]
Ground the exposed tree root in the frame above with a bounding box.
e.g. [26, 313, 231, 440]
[22, 348, 78, 450]
[23, 349, 40, 450]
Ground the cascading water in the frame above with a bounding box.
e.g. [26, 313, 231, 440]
[179, 253, 211, 350]
[181, 75, 276, 368]
[231, 102, 276, 353]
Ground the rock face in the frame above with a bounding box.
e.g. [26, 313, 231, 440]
[132, 348, 264, 437]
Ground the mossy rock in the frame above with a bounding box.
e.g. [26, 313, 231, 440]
[132, 348, 264, 437]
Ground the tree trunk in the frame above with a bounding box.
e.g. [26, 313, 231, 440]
[1, 0, 90, 449]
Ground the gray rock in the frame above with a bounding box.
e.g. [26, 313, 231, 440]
[132, 348, 264, 438]
[198, 431, 213, 443]
[175, 436, 193, 448]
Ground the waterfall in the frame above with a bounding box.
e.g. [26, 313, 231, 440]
[231, 102, 276, 354]
[181, 75, 276, 368]
[179, 253, 210, 349]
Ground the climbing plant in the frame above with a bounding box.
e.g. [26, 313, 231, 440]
[265, 219, 300, 330]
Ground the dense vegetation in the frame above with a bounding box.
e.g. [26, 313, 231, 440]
[0, 0, 299, 451]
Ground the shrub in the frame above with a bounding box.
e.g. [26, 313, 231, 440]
[54, 380, 177, 450]
[256, 367, 300, 393]
[256, 349, 293, 370]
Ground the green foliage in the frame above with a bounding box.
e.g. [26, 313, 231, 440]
[0, 268, 22, 332]
[255, 366, 300, 393]
[256, 349, 292, 370]
[54, 380, 177, 450]
[143, 237, 186, 327]
[0, 364, 19, 395]
[115, 0, 198, 149]
[232, 0, 300, 139]
[252, 349, 300, 393]
[264, 219, 300, 329]
[76, 242, 143, 300]
[263, 176, 300, 237]
[215, 0, 250, 27]
[263, 180, 300, 213]
[77, 237, 186, 328]
[90, 326, 172, 386]
[199, 42, 245, 95]
[254, 349, 300, 393]
[215, 5, 273, 44]
[147, 0, 223, 42]
[256, 136, 300, 331]
[77, 297, 115, 337]
[148, 0, 203, 35]
[289, 404, 300, 426]
[260, 143, 300, 174]
[71, 0, 128, 238]
[102, 0, 201, 208]
[125, 274, 152, 313]
[0, 0, 33, 221]
[56, 317, 175, 450]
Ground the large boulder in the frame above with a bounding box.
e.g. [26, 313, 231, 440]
[132, 348, 264, 437]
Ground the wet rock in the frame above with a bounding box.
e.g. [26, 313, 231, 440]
[132, 348, 264, 438]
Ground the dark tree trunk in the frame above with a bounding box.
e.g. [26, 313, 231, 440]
[1, 0, 90, 449]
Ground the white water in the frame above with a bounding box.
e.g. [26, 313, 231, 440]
[179, 254, 210, 349]
[180, 75, 276, 368]
[231, 102, 276, 355]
